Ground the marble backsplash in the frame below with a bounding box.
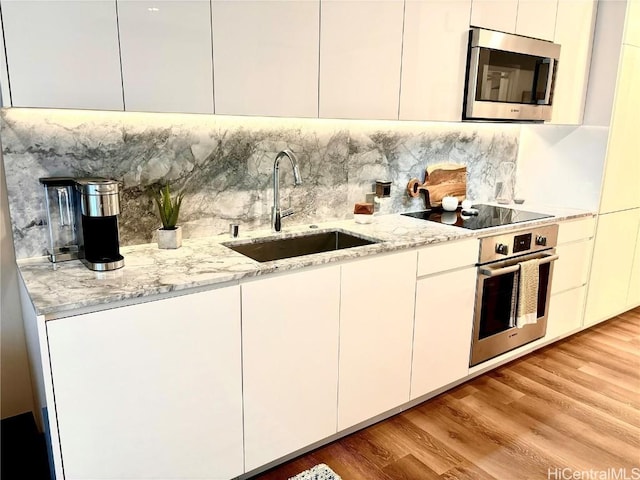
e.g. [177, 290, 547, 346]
[1, 108, 520, 259]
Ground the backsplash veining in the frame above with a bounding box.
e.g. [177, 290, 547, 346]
[1, 109, 520, 259]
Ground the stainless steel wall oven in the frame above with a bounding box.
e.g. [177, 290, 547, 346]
[470, 224, 559, 366]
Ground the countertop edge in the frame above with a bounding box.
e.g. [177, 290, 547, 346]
[18, 209, 597, 318]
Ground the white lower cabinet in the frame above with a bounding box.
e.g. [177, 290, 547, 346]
[46, 286, 243, 480]
[544, 216, 594, 338]
[546, 287, 585, 341]
[241, 266, 340, 472]
[337, 251, 417, 430]
[628, 219, 640, 308]
[411, 267, 476, 400]
[585, 209, 640, 326]
[552, 240, 593, 295]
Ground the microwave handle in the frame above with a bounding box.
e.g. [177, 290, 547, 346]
[480, 253, 559, 277]
[537, 58, 555, 105]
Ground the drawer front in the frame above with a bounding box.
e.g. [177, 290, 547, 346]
[552, 241, 593, 294]
[546, 287, 585, 340]
[557, 216, 596, 244]
[417, 238, 478, 277]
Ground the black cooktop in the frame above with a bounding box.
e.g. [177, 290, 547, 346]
[402, 204, 553, 230]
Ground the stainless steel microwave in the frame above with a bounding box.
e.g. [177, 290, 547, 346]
[463, 27, 561, 122]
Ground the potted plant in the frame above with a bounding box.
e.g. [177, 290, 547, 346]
[154, 183, 184, 249]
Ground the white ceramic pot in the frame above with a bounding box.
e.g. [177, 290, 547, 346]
[157, 226, 182, 249]
[354, 213, 375, 224]
[441, 196, 459, 212]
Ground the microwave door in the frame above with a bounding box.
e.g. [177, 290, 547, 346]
[465, 47, 550, 121]
[535, 58, 555, 106]
[463, 28, 560, 121]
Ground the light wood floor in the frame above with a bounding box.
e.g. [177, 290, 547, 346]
[252, 307, 640, 480]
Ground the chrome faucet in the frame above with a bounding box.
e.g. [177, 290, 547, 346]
[271, 149, 302, 232]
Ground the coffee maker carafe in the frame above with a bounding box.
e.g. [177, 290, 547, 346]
[40, 177, 125, 271]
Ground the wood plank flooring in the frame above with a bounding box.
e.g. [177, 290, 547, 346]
[252, 307, 640, 480]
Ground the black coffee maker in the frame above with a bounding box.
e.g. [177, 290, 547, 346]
[40, 177, 125, 271]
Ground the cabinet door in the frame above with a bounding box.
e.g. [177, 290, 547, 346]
[1, 0, 123, 110]
[319, 0, 404, 120]
[551, 0, 597, 125]
[411, 267, 475, 400]
[338, 251, 417, 430]
[242, 266, 340, 471]
[515, 0, 558, 41]
[46, 286, 243, 480]
[400, 0, 472, 121]
[624, 0, 640, 48]
[557, 217, 596, 245]
[212, 0, 319, 117]
[118, 0, 214, 114]
[470, 0, 518, 33]
[552, 240, 592, 294]
[585, 209, 639, 326]
[546, 287, 585, 340]
[628, 217, 640, 308]
[599, 45, 640, 214]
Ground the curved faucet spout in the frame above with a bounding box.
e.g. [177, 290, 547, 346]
[275, 149, 302, 185]
[272, 150, 302, 232]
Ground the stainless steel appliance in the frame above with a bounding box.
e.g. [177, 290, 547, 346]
[463, 27, 561, 122]
[470, 224, 558, 366]
[40, 177, 124, 271]
[402, 204, 552, 230]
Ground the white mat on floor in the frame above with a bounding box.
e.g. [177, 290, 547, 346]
[288, 463, 342, 480]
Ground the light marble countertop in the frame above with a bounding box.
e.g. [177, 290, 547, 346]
[18, 204, 595, 318]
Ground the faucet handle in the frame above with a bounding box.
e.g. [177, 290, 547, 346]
[281, 207, 295, 219]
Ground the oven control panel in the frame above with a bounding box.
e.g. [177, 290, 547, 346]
[513, 233, 532, 253]
[479, 224, 558, 263]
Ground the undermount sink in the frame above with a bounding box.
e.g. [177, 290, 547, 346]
[223, 230, 379, 263]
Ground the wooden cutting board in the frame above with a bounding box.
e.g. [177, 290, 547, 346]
[407, 163, 466, 208]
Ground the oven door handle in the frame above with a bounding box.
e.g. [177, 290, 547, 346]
[479, 253, 559, 277]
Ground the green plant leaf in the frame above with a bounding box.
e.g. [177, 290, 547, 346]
[154, 183, 183, 229]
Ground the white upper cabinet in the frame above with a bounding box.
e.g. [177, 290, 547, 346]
[470, 0, 519, 33]
[1, 0, 123, 110]
[582, 0, 627, 127]
[624, 0, 640, 47]
[515, 0, 558, 41]
[400, 0, 472, 121]
[471, 0, 557, 40]
[0, 15, 10, 107]
[319, 0, 404, 120]
[550, 0, 597, 125]
[599, 44, 640, 213]
[117, 0, 214, 114]
[212, 0, 319, 118]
